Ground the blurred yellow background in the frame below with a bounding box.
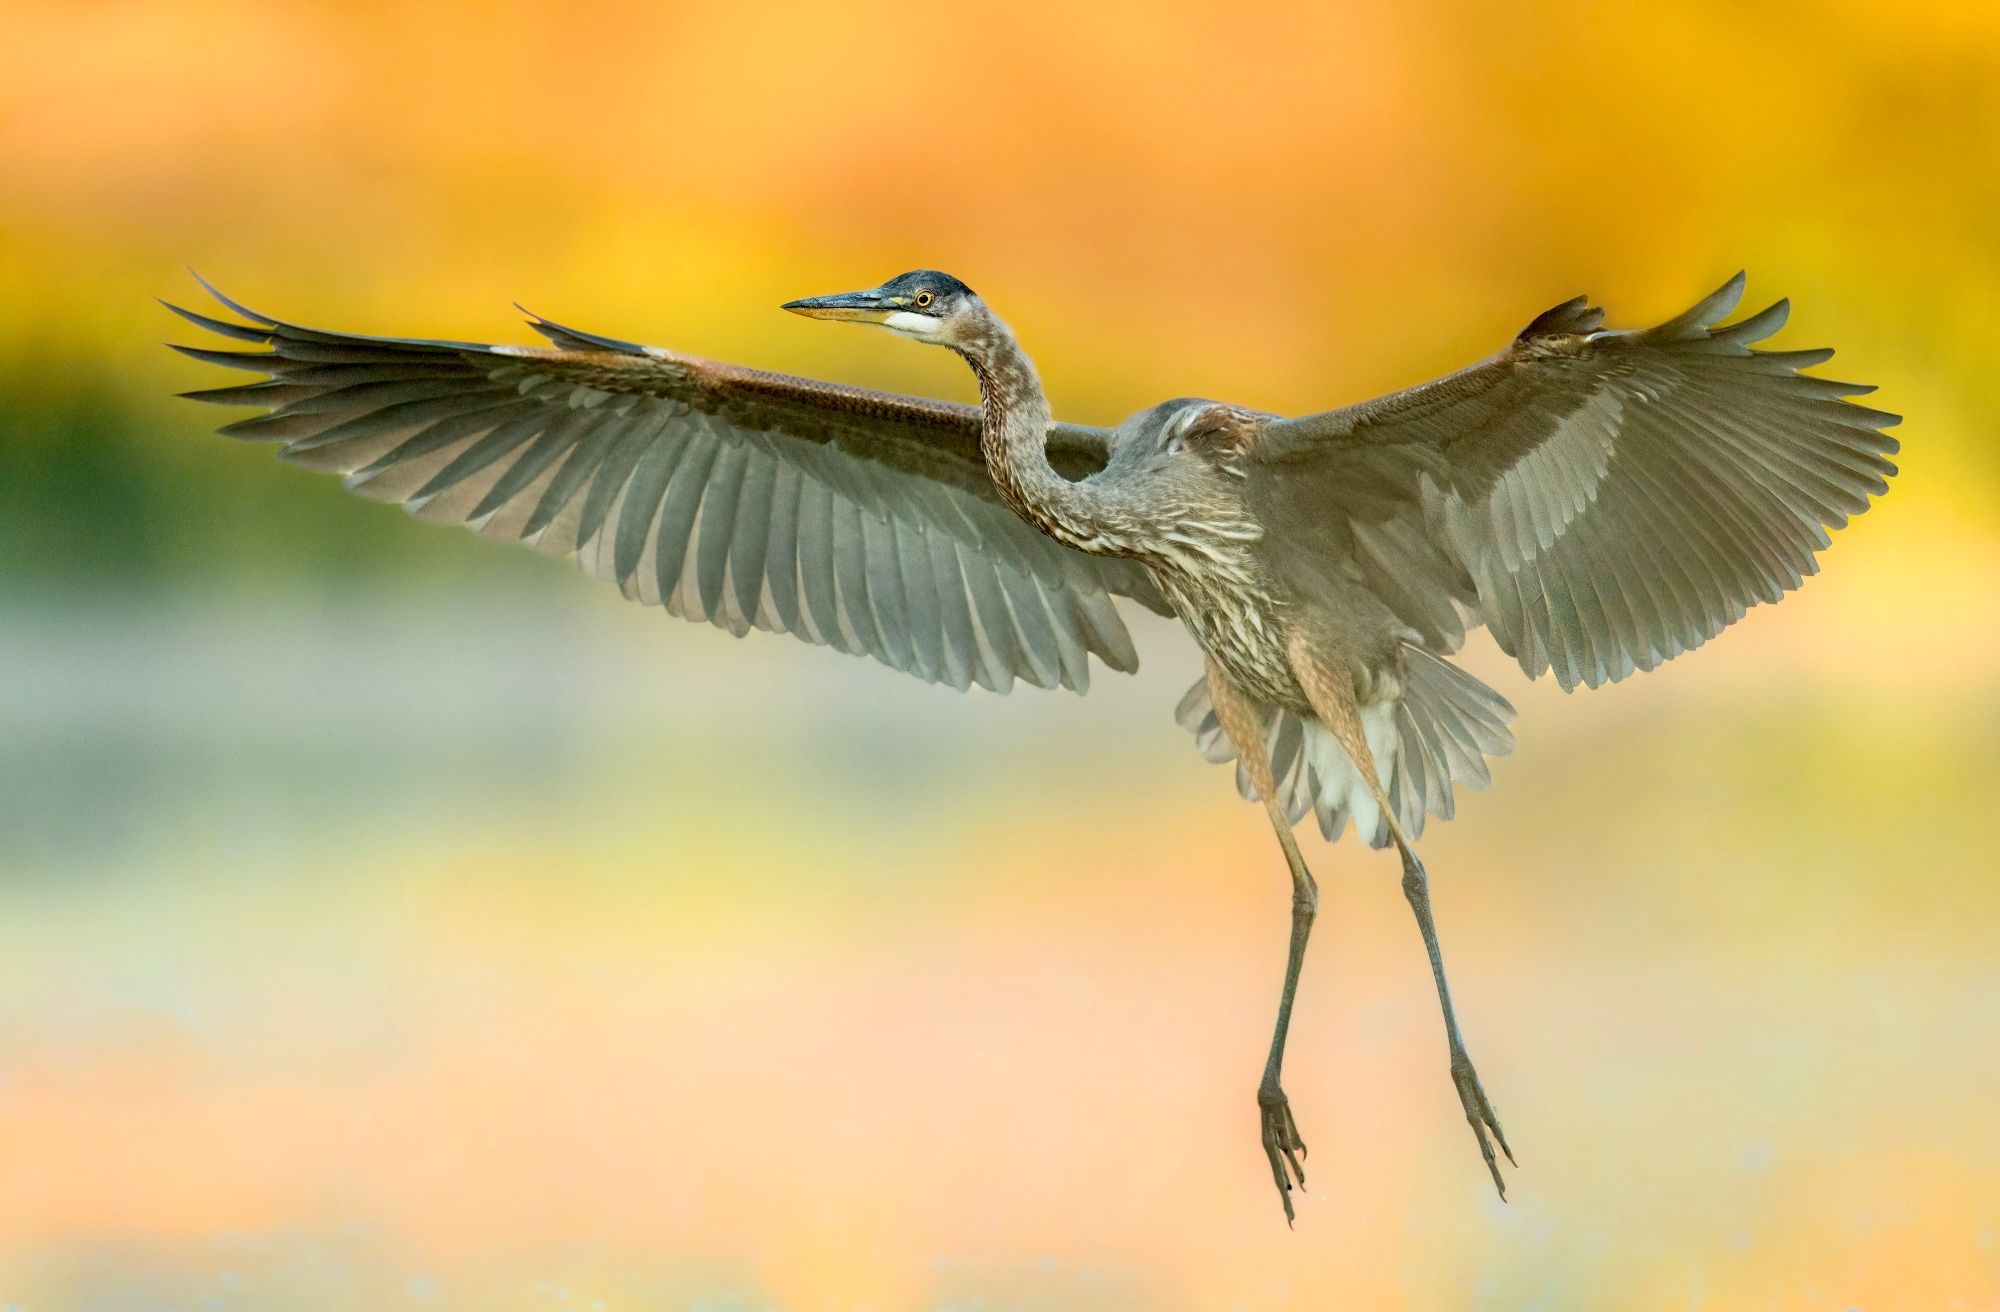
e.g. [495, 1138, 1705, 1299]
[3, 2, 1997, 1308]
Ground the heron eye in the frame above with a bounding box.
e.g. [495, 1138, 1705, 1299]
[914, 291, 934, 309]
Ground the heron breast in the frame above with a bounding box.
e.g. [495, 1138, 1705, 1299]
[1146, 555, 1304, 711]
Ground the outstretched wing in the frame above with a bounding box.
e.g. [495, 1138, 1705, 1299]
[167, 278, 1170, 694]
[1250, 273, 1900, 690]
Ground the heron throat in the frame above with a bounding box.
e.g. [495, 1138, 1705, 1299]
[957, 311, 1119, 555]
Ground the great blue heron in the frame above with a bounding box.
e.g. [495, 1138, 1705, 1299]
[166, 268, 1897, 1222]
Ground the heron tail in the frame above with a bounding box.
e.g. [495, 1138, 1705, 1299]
[1174, 646, 1515, 847]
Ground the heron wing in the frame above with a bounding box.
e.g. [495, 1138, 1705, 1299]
[167, 279, 1169, 693]
[1251, 273, 1900, 689]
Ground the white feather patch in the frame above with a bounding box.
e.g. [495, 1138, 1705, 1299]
[1302, 700, 1403, 846]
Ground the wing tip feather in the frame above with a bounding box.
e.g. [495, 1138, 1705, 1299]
[1520, 294, 1603, 340]
[188, 270, 279, 327]
[1648, 270, 1749, 341]
[521, 307, 650, 356]
[166, 341, 279, 371]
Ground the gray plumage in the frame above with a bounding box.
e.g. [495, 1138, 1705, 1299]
[167, 267, 1898, 1221]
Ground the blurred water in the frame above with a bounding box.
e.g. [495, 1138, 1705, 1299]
[0, 592, 1200, 878]
[1, 590, 1996, 1310]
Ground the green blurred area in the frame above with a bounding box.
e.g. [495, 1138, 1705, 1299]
[0, 363, 566, 593]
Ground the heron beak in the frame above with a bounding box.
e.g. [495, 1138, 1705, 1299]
[780, 289, 895, 323]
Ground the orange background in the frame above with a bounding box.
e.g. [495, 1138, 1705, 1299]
[2, 2, 1997, 1308]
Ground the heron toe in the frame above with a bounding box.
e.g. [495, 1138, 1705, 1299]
[1257, 1087, 1309, 1224]
[1449, 1052, 1515, 1199]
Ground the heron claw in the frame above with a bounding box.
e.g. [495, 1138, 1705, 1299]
[1258, 1087, 1309, 1224]
[1449, 1053, 1514, 1199]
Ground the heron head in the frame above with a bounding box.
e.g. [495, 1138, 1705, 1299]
[782, 270, 978, 345]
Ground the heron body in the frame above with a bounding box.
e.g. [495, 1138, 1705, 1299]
[168, 267, 1898, 1223]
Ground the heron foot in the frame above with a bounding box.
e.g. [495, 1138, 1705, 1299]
[1448, 1051, 1515, 1199]
[1257, 1085, 1308, 1224]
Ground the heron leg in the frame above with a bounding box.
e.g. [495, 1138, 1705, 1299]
[1394, 837, 1514, 1196]
[1205, 660, 1317, 1225]
[1289, 639, 1515, 1199]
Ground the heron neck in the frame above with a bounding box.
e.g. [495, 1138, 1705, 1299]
[959, 311, 1109, 553]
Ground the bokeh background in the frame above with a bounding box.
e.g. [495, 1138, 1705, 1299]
[3, 2, 1998, 1308]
